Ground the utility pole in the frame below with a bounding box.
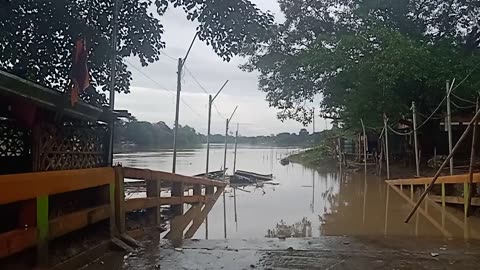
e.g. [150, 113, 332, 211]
[383, 113, 391, 180]
[172, 33, 198, 173]
[412, 102, 420, 177]
[222, 106, 238, 239]
[107, 0, 120, 165]
[172, 58, 182, 173]
[205, 80, 229, 177]
[446, 80, 454, 176]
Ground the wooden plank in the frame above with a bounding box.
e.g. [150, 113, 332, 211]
[0, 229, 37, 259]
[48, 205, 111, 239]
[388, 184, 452, 238]
[429, 195, 480, 206]
[386, 173, 480, 186]
[184, 187, 224, 239]
[0, 168, 115, 204]
[164, 204, 203, 240]
[122, 167, 226, 187]
[124, 197, 158, 212]
[124, 196, 208, 212]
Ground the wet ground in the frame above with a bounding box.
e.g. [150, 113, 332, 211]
[86, 235, 480, 269]
[97, 145, 480, 269]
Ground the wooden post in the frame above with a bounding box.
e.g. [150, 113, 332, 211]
[412, 101, 420, 177]
[109, 182, 116, 237]
[383, 114, 391, 180]
[114, 166, 126, 234]
[205, 185, 214, 240]
[146, 171, 161, 225]
[360, 119, 367, 175]
[171, 182, 184, 217]
[384, 184, 390, 235]
[467, 97, 479, 217]
[447, 80, 454, 175]
[405, 106, 480, 223]
[36, 195, 49, 267]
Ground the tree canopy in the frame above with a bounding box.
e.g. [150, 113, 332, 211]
[0, 0, 273, 105]
[243, 0, 480, 129]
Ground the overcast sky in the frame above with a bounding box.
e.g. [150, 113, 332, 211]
[115, 0, 328, 136]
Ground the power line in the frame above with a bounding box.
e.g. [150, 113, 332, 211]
[160, 50, 177, 61]
[213, 103, 226, 119]
[451, 92, 476, 104]
[125, 59, 204, 120]
[125, 59, 176, 96]
[184, 65, 210, 95]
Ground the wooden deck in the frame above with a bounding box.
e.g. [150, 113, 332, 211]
[0, 166, 225, 268]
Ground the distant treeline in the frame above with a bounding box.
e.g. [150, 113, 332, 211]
[114, 118, 324, 148]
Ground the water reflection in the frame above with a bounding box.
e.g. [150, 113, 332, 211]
[115, 145, 480, 241]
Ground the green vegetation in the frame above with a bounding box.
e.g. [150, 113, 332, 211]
[114, 118, 329, 149]
[115, 118, 202, 148]
[0, 0, 273, 105]
[243, 0, 480, 129]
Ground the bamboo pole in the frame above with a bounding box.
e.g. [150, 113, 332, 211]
[404, 107, 480, 223]
[467, 97, 479, 217]
[447, 81, 454, 176]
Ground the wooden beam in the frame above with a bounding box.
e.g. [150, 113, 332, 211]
[124, 197, 158, 212]
[184, 187, 224, 239]
[48, 205, 111, 239]
[0, 168, 115, 204]
[429, 195, 480, 206]
[124, 196, 209, 212]
[122, 167, 226, 187]
[164, 204, 203, 240]
[386, 173, 480, 186]
[0, 229, 37, 259]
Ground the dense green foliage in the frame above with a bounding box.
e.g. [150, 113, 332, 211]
[0, 0, 273, 105]
[243, 0, 480, 129]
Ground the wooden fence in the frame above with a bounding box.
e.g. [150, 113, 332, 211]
[0, 166, 225, 267]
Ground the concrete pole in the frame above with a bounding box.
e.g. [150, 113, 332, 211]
[107, 0, 119, 165]
[383, 114, 391, 180]
[412, 102, 420, 177]
[172, 58, 182, 173]
[447, 80, 454, 175]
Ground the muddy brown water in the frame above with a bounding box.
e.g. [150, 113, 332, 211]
[114, 144, 480, 240]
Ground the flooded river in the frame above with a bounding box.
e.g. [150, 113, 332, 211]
[114, 144, 480, 241]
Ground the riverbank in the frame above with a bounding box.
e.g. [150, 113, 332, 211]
[286, 146, 337, 169]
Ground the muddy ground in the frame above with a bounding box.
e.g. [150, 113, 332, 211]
[83, 235, 480, 270]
